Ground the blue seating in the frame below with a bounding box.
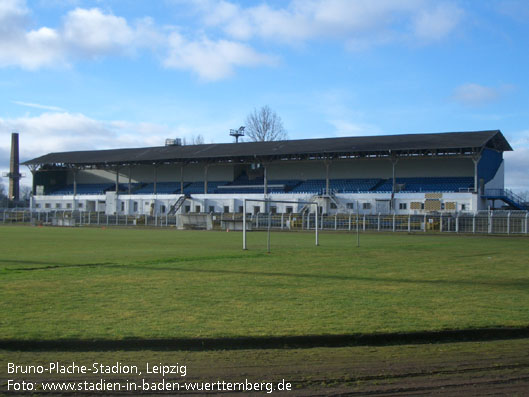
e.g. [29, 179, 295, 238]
[184, 181, 227, 194]
[374, 177, 474, 192]
[134, 182, 184, 194]
[291, 179, 381, 193]
[50, 183, 114, 195]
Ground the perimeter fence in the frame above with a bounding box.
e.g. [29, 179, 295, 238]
[0, 209, 528, 235]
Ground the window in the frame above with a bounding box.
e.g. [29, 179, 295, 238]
[330, 203, 337, 209]
[195, 205, 201, 213]
[66, 203, 72, 209]
[185, 205, 190, 213]
[78, 203, 83, 208]
[441, 203, 445, 210]
[346, 203, 354, 209]
[55, 203, 61, 209]
[421, 203, 425, 210]
[133, 202, 138, 212]
[209, 206, 215, 213]
[45, 203, 51, 209]
[286, 206, 293, 214]
[238, 205, 243, 213]
[399, 203, 407, 210]
[161, 205, 166, 214]
[224, 206, 230, 213]
[253, 206, 260, 214]
[121, 202, 125, 211]
[35, 203, 41, 208]
[363, 202, 371, 210]
[461, 204, 466, 211]
[270, 206, 277, 214]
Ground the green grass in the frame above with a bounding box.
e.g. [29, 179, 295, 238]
[1, 225, 528, 340]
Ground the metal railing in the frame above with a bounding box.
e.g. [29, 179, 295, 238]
[483, 189, 528, 210]
[1, 209, 528, 235]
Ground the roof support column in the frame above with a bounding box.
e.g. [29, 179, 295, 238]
[204, 164, 209, 194]
[180, 164, 185, 195]
[264, 164, 268, 196]
[73, 167, 77, 196]
[153, 164, 158, 195]
[472, 151, 482, 194]
[73, 167, 77, 211]
[115, 166, 120, 194]
[128, 165, 132, 194]
[391, 156, 398, 194]
[324, 159, 331, 195]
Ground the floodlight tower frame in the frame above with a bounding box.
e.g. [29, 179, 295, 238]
[230, 126, 245, 143]
[242, 198, 319, 251]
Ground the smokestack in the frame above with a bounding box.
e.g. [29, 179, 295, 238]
[8, 132, 20, 202]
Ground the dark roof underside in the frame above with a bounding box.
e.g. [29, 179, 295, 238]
[23, 130, 512, 166]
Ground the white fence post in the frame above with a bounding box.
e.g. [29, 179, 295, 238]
[423, 214, 426, 232]
[334, 214, 337, 230]
[525, 212, 529, 234]
[488, 212, 492, 234]
[363, 215, 366, 231]
[378, 213, 381, 231]
[472, 213, 476, 234]
[392, 213, 396, 232]
[507, 211, 511, 235]
[440, 213, 443, 232]
[456, 214, 459, 233]
[243, 200, 247, 250]
[348, 213, 352, 231]
[408, 214, 411, 232]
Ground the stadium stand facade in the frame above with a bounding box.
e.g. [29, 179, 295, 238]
[24, 130, 522, 215]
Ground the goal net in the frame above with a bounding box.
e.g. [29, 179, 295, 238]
[242, 198, 319, 252]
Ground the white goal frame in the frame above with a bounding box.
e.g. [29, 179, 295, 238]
[243, 198, 319, 251]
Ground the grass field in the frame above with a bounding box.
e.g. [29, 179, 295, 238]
[1, 225, 528, 342]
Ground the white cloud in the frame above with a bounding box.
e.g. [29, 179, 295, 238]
[452, 83, 504, 106]
[0, 1, 162, 69]
[62, 8, 135, 56]
[329, 120, 381, 137]
[190, 0, 463, 46]
[0, 111, 228, 171]
[504, 149, 529, 191]
[164, 32, 275, 80]
[413, 3, 463, 41]
[13, 101, 65, 112]
[503, 129, 529, 191]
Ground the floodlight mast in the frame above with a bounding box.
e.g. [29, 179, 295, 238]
[230, 126, 245, 143]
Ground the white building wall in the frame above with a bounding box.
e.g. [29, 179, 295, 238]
[32, 191, 478, 215]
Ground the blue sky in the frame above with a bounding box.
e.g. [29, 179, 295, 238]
[0, 0, 528, 191]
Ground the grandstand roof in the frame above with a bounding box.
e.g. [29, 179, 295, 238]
[23, 130, 511, 167]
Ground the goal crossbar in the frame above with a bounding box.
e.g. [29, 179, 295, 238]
[243, 198, 319, 250]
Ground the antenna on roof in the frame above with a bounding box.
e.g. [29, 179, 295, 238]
[230, 126, 245, 143]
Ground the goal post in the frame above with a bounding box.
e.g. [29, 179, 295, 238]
[243, 198, 319, 251]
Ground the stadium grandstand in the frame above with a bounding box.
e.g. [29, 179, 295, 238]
[23, 130, 525, 216]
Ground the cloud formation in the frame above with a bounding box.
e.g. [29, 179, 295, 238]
[192, 0, 463, 45]
[0, 112, 182, 165]
[164, 32, 275, 80]
[0, 1, 159, 69]
[0, 0, 464, 78]
[452, 83, 512, 106]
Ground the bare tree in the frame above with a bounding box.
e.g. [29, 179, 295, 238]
[518, 190, 529, 203]
[20, 185, 32, 201]
[245, 106, 287, 142]
[183, 134, 205, 145]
